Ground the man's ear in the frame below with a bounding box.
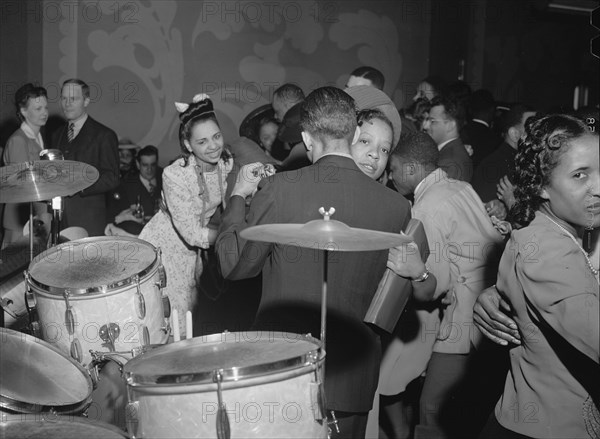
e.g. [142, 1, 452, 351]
[301, 131, 312, 151]
[83, 97, 90, 108]
[351, 126, 361, 146]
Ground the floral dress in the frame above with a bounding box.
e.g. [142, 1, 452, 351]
[139, 155, 232, 337]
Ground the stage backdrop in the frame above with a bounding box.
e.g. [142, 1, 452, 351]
[34, 0, 432, 164]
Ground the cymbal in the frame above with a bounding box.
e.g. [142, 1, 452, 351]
[0, 161, 99, 204]
[240, 208, 412, 252]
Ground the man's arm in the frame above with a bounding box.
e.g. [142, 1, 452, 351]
[473, 286, 521, 346]
[81, 129, 119, 196]
[216, 163, 273, 280]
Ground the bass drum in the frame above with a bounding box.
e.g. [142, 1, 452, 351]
[123, 331, 328, 438]
[0, 327, 92, 415]
[26, 236, 170, 367]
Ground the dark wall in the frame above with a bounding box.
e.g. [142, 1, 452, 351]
[0, 0, 44, 149]
[428, 0, 598, 111]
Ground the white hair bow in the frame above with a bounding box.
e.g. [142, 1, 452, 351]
[174, 93, 210, 113]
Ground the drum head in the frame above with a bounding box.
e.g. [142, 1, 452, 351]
[0, 414, 127, 438]
[124, 331, 322, 386]
[0, 328, 92, 413]
[27, 236, 157, 295]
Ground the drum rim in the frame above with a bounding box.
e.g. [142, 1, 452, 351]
[26, 236, 159, 296]
[0, 328, 93, 414]
[124, 331, 324, 387]
[0, 413, 129, 437]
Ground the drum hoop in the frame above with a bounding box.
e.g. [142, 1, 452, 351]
[124, 332, 324, 386]
[26, 236, 159, 296]
[0, 328, 93, 413]
[127, 358, 324, 395]
[0, 413, 129, 437]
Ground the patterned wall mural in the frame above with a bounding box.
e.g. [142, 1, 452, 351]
[42, 0, 431, 163]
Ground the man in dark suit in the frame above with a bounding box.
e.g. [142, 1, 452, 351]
[424, 94, 473, 182]
[461, 89, 502, 167]
[52, 78, 119, 236]
[216, 87, 431, 438]
[106, 145, 163, 236]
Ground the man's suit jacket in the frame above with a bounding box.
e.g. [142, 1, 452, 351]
[460, 120, 501, 167]
[216, 154, 412, 413]
[471, 141, 516, 203]
[52, 116, 119, 236]
[438, 138, 473, 182]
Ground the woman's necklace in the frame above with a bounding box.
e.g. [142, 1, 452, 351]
[540, 212, 599, 280]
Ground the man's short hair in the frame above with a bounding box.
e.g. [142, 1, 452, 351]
[499, 103, 535, 136]
[137, 145, 159, 161]
[300, 87, 357, 143]
[430, 94, 466, 130]
[392, 131, 439, 169]
[62, 78, 90, 98]
[273, 83, 305, 104]
[350, 66, 385, 90]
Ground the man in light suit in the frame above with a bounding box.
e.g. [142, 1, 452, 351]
[424, 94, 473, 182]
[216, 87, 432, 438]
[52, 79, 119, 236]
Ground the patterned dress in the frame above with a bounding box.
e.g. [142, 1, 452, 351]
[139, 155, 232, 337]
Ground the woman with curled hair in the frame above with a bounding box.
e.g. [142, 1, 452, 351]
[480, 114, 599, 439]
[139, 94, 233, 337]
[2, 83, 49, 244]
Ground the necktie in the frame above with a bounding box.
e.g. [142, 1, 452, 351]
[67, 123, 75, 142]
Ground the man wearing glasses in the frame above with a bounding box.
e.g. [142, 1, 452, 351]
[423, 95, 473, 182]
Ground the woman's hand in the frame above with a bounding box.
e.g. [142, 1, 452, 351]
[114, 205, 144, 224]
[473, 286, 521, 346]
[496, 176, 516, 210]
[231, 162, 270, 199]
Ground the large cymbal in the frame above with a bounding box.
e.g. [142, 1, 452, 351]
[240, 208, 411, 252]
[0, 161, 99, 204]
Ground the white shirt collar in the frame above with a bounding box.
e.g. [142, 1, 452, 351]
[20, 122, 44, 149]
[319, 152, 354, 160]
[472, 119, 489, 128]
[437, 137, 458, 151]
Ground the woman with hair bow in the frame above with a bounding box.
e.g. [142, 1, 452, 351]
[139, 94, 234, 338]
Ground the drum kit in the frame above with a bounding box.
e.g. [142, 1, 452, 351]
[1, 156, 412, 438]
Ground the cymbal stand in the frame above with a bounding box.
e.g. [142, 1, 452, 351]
[50, 196, 62, 246]
[29, 202, 34, 261]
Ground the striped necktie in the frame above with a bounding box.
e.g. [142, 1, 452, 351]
[67, 123, 75, 142]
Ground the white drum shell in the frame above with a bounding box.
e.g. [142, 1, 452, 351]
[26, 237, 168, 366]
[124, 333, 327, 439]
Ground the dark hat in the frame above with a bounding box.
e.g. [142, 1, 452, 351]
[345, 85, 402, 147]
[239, 104, 274, 139]
[277, 102, 303, 145]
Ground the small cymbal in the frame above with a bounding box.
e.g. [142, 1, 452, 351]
[240, 218, 411, 252]
[0, 161, 99, 204]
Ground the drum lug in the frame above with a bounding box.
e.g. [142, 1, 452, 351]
[157, 248, 167, 288]
[162, 295, 171, 318]
[134, 275, 146, 319]
[24, 275, 39, 335]
[63, 291, 77, 335]
[310, 379, 326, 422]
[125, 400, 140, 438]
[214, 370, 231, 439]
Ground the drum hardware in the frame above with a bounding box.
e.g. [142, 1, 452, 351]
[134, 275, 146, 319]
[125, 400, 139, 438]
[310, 366, 326, 423]
[214, 370, 231, 439]
[327, 411, 340, 435]
[63, 291, 76, 335]
[23, 274, 41, 337]
[99, 323, 121, 352]
[157, 248, 167, 288]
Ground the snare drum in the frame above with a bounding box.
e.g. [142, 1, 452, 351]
[26, 236, 170, 367]
[0, 327, 92, 415]
[0, 413, 128, 438]
[123, 331, 327, 438]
